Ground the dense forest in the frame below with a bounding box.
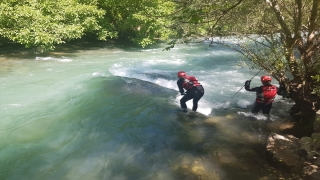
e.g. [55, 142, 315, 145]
[0, 0, 319, 134]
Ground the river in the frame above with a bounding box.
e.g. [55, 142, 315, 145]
[0, 40, 294, 180]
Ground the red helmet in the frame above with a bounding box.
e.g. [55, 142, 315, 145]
[261, 75, 272, 83]
[177, 71, 186, 78]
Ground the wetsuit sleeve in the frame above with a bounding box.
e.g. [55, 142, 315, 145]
[246, 86, 261, 92]
[177, 79, 185, 94]
[244, 80, 262, 92]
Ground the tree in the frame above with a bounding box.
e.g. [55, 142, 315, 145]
[0, 0, 177, 49]
[234, 0, 319, 136]
[97, 0, 176, 47]
[0, 0, 109, 50]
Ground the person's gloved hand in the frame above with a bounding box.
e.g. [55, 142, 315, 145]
[245, 80, 251, 86]
[279, 82, 285, 91]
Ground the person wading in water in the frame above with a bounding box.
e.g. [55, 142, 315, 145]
[244, 75, 285, 118]
[177, 71, 205, 113]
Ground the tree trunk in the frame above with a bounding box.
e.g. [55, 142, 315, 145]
[288, 79, 319, 137]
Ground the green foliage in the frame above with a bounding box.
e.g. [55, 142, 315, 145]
[311, 60, 320, 96]
[0, 0, 108, 50]
[311, 75, 320, 96]
[166, 0, 263, 41]
[235, 35, 290, 81]
[97, 0, 176, 47]
[0, 0, 177, 49]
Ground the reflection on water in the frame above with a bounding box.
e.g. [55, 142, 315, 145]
[0, 41, 295, 180]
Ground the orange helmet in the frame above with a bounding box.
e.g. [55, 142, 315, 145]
[177, 71, 186, 78]
[261, 75, 272, 83]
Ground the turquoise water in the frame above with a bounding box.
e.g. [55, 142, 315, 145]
[0, 41, 293, 180]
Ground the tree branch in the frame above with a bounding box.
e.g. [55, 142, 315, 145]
[265, 0, 292, 38]
[208, 0, 243, 36]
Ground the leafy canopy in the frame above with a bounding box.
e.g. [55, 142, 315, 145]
[0, 0, 107, 50]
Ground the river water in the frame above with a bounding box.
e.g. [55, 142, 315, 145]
[0, 40, 294, 180]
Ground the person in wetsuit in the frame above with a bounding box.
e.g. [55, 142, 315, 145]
[177, 71, 204, 112]
[245, 75, 285, 115]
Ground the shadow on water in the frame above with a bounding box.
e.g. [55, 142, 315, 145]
[0, 49, 298, 180]
[0, 75, 296, 180]
[58, 78, 291, 179]
[173, 104, 298, 180]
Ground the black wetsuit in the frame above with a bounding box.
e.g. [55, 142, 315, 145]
[177, 78, 204, 111]
[245, 81, 284, 114]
